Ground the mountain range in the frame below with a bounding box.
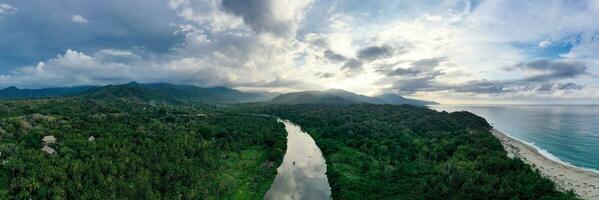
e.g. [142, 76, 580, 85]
[0, 83, 437, 105]
[79, 82, 271, 104]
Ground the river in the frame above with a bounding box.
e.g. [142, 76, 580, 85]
[264, 119, 332, 200]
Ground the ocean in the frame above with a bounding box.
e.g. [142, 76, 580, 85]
[430, 105, 599, 173]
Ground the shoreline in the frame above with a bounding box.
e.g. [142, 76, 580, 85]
[491, 128, 599, 199]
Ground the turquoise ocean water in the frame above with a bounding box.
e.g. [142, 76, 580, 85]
[430, 105, 599, 173]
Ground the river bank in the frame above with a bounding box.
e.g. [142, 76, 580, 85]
[491, 129, 599, 199]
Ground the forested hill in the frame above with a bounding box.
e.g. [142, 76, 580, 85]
[80, 82, 270, 104]
[0, 82, 272, 103]
[270, 89, 438, 106]
[257, 104, 578, 199]
[0, 86, 95, 99]
[0, 98, 286, 199]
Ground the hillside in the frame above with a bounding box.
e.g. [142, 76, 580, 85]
[0, 86, 94, 99]
[270, 89, 437, 106]
[376, 93, 439, 105]
[268, 90, 356, 104]
[0, 82, 272, 104]
[80, 82, 270, 104]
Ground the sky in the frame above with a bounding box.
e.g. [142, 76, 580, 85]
[0, 0, 598, 104]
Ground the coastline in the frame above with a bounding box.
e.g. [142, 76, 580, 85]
[491, 129, 599, 199]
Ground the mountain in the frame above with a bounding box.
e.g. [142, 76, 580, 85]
[375, 93, 439, 105]
[323, 89, 386, 104]
[0, 86, 95, 99]
[1, 83, 436, 105]
[81, 82, 270, 104]
[268, 90, 356, 104]
[270, 89, 438, 106]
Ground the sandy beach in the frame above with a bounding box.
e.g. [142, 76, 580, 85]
[491, 129, 599, 200]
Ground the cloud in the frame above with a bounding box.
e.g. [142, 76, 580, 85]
[389, 75, 585, 96]
[0, 48, 305, 90]
[323, 49, 347, 62]
[315, 72, 335, 78]
[538, 40, 551, 48]
[341, 59, 364, 76]
[71, 14, 89, 23]
[386, 58, 586, 95]
[561, 34, 599, 59]
[453, 80, 509, 94]
[94, 49, 141, 62]
[410, 57, 445, 70]
[385, 67, 422, 77]
[511, 59, 587, 82]
[0, 4, 16, 16]
[357, 45, 394, 61]
[0, 0, 183, 68]
[423, 14, 442, 22]
[220, 0, 312, 37]
[535, 82, 582, 92]
[1, 0, 598, 103]
[168, 0, 243, 31]
[390, 76, 440, 94]
[342, 59, 363, 70]
[377, 57, 446, 82]
[0, 49, 135, 88]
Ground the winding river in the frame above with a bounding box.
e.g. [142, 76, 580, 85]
[264, 119, 332, 200]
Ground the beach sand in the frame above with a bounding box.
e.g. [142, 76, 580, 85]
[491, 129, 599, 200]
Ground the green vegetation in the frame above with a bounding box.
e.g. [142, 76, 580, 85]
[0, 98, 285, 199]
[0, 85, 580, 199]
[0, 82, 271, 103]
[82, 82, 270, 104]
[269, 89, 437, 106]
[0, 86, 94, 100]
[258, 104, 578, 200]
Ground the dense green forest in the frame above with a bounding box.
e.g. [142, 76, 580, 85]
[255, 104, 578, 200]
[0, 98, 286, 199]
[0, 93, 579, 199]
[0, 82, 272, 103]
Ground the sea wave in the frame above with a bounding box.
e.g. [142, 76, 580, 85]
[498, 129, 599, 174]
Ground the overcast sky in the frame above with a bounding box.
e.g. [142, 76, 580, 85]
[1, 0, 598, 104]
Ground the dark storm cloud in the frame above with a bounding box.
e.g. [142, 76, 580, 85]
[510, 59, 587, 82]
[357, 45, 394, 60]
[221, 0, 294, 37]
[0, 0, 183, 71]
[323, 50, 347, 62]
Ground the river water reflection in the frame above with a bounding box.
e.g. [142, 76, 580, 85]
[264, 119, 332, 200]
